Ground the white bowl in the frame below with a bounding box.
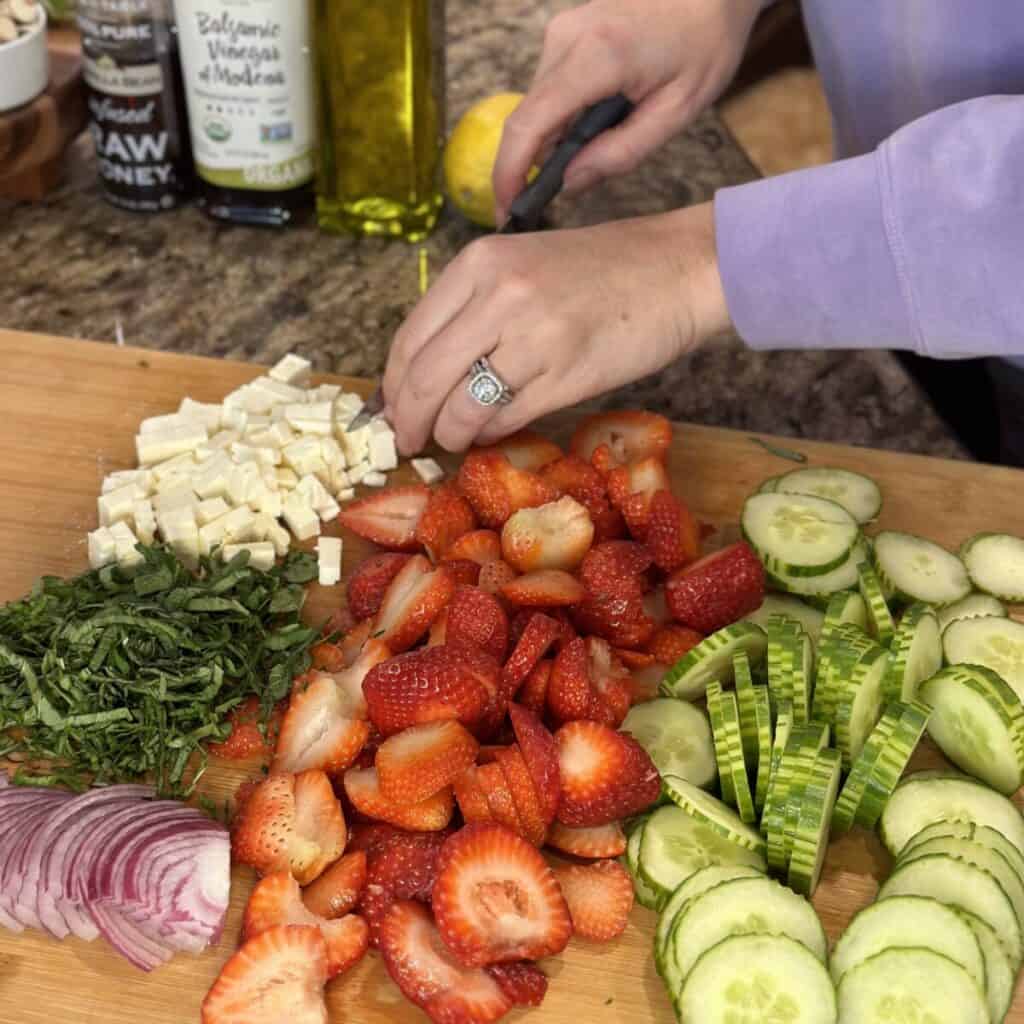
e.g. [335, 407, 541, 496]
[0, 5, 48, 114]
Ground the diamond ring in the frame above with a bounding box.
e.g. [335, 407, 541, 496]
[467, 356, 514, 407]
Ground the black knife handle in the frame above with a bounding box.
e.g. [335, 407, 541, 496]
[503, 94, 634, 233]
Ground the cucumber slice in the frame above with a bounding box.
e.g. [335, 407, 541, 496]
[669, 875, 827, 982]
[660, 775, 767, 854]
[745, 594, 825, 647]
[774, 465, 882, 525]
[788, 749, 841, 896]
[733, 652, 759, 766]
[856, 700, 931, 828]
[943, 617, 1024, 702]
[881, 602, 942, 702]
[637, 803, 766, 898]
[834, 644, 891, 769]
[955, 909, 1016, 1024]
[938, 593, 1008, 633]
[768, 537, 870, 605]
[621, 698, 717, 790]
[626, 817, 664, 910]
[919, 666, 1024, 795]
[719, 685, 756, 823]
[659, 622, 768, 701]
[836, 948, 988, 1024]
[822, 589, 868, 636]
[706, 682, 737, 806]
[811, 621, 874, 725]
[758, 474, 783, 493]
[766, 622, 798, 716]
[753, 686, 773, 813]
[877, 853, 1023, 964]
[873, 529, 972, 607]
[961, 533, 1024, 603]
[677, 934, 836, 1024]
[762, 700, 793, 831]
[741, 492, 859, 578]
[858, 561, 896, 647]
[832, 711, 897, 832]
[830, 895, 987, 993]
[902, 820, 1024, 890]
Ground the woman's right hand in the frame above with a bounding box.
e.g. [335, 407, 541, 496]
[493, 0, 765, 220]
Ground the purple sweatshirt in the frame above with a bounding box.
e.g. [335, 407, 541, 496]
[715, 1, 1024, 362]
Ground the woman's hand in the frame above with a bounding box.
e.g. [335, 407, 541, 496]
[493, 0, 764, 220]
[382, 202, 730, 455]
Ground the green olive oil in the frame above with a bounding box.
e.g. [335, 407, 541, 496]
[312, 0, 445, 242]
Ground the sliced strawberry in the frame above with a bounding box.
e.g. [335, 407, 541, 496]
[500, 496, 595, 573]
[346, 552, 411, 621]
[549, 607, 579, 650]
[201, 925, 328, 1024]
[309, 641, 347, 673]
[373, 555, 455, 653]
[547, 637, 598, 724]
[444, 529, 503, 565]
[486, 961, 548, 1007]
[432, 823, 573, 966]
[331, 638, 391, 720]
[376, 720, 480, 805]
[587, 638, 632, 727]
[552, 860, 634, 941]
[415, 483, 478, 562]
[379, 901, 512, 1024]
[427, 606, 449, 647]
[363, 643, 496, 737]
[579, 540, 652, 599]
[501, 569, 585, 607]
[447, 585, 510, 662]
[606, 456, 673, 538]
[508, 704, 561, 826]
[555, 721, 661, 827]
[338, 484, 431, 551]
[346, 822, 409, 856]
[501, 612, 560, 698]
[439, 557, 481, 586]
[475, 762, 522, 835]
[271, 672, 370, 776]
[242, 872, 369, 979]
[645, 490, 700, 572]
[647, 623, 705, 665]
[624, 663, 667, 704]
[231, 770, 347, 885]
[208, 696, 282, 760]
[302, 850, 367, 920]
[343, 767, 453, 832]
[457, 451, 559, 529]
[665, 541, 766, 634]
[546, 821, 627, 859]
[494, 745, 547, 846]
[570, 410, 672, 468]
[612, 647, 657, 669]
[452, 765, 494, 825]
[570, 594, 657, 649]
[517, 658, 552, 716]
[474, 429, 563, 472]
[477, 558, 519, 595]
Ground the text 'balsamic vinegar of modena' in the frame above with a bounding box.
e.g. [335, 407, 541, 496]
[173, 0, 315, 226]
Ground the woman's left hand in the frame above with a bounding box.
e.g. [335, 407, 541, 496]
[382, 201, 730, 455]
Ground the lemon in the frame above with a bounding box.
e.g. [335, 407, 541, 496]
[444, 92, 524, 228]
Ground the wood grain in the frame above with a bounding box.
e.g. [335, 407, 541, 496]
[0, 328, 1022, 1024]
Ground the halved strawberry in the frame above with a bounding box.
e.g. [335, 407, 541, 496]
[587, 638, 632, 726]
[372, 555, 455, 653]
[346, 552, 411, 621]
[579, 540, 652, 599]
[309, 641, 347, 673]
[645, 490, 700, 572]
[208, 696, 283, 760]
[546, 821, 627, 859]
[570, 411, 672, 467]
[494, 745, 547, 846]
[508, 704, 561, 826]
[302, 850, 367, 920]
[501, 612, 561, 698]
[518, 658, 552, 716]
[555, 721, 660, 827]
[487, 961, 549, 1007]
[606, 456, 672, 538]
[438, 557, 481, 586]
[475, 762, 522, 835]
[452, 765, 493, 825]
[379, 901, 512, 1024]
[500, 496, 595, 573]
[201, 925, 327, 1024]
[665, 541, 766, 634]
[570, 594, 657, 649]
[242, 872, 370, 979]
[232, 770, 347, 885]
[330, 638, 391, 720]
[343, 767, 453, 832]
[457, 451, 559, 529]
[376, 720, 480, 805]
[338, 485, 431, 551]
[271, 672, 371, 776]
[432, 823, 573, 966]
[552, 860, 634, 941]
[647, 623, 705, 665]
[474, 430, 563, 472]
[414, 483, 477, 562]
[363, 643, 496, 737]
[501, 570, 585, 607]
[477, 559, 518, 595]
[446, 585, 510, 662]
[444, 529, 503, 565]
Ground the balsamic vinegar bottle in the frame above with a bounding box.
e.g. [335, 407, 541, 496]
[172, 0, 315, 226]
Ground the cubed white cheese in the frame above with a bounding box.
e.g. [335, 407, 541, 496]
[320, 436, 346, 470]
[254, 490, 283, 519]
[307, 383, 341, 404]
[334, 393, 364, 428]
[193, 453, 232, 501]
[282, 437, 326, 477]
[285, 402, 333, 436]
[269, 353, 312, 386]
[98, 483, 143, 527]
[339, 423, 371, 465]
[132, 499, 157, 544]
[257, 515, 292, 557]
[282, 492, 321, 541]
[178, 397, 223, 432]
[297, 474, 332, 513]
[222, 542, 277, 571]
[136, 423, 207, 465]
[251, 375, 307, 406]
[317, 536, 343, 586]
[101, 469, 151, 495]
[88, 527, 117, 569]
[367, 423, 397, 472]
[337, 487, 356, 502]
[218, 505, 256, 543]
[156, 503, 196, 537]
[226, 463, 261, 506]
[139, 412, 191, 435]
[198, 515, 228, 556]
[276, 467, 299, 490]
[411, 457, 445, 485]
[151, 451, 198, 482]
[163, 520, 200, 568]
[110, 521, 144, 569]
[330, 466, 351, 495]
[220, 407, 249, 433]
[346, 460, 371, 485]
[196, 497, 230, 526]
[153, 481, 196, 513]
[229, 442, 259, 465]
[196, 429, 240, 461]
[362, 471, 388, 487]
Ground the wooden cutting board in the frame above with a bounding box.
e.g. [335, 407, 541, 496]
[1, 327, 1023, 1024]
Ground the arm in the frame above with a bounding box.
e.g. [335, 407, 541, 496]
[716, 95, 1024, 358]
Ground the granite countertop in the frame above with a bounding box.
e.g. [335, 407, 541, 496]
[0, 0, 965, 460]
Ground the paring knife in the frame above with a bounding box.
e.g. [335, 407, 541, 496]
[348, 93, 635, 431]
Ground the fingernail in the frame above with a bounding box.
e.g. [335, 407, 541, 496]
[563, 167, 599, 194]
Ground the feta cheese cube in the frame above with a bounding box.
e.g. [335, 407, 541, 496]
[178, 397, 223, 432]
[251, 375, 307, 406]
[254, 490, 283, 519]
[98, 483, 143, 527]
[334, 393, 364, 428]
[297, 474, 332, 513]
[362, 471, 388, 487]
[367, 424, 398, 472]
[276, 467, 299, 490]
[411, 457, 445, 485]
[152, 479, 196, 510]
[258, 515, 292, 557]
[220, 407, 249, 433]
[151, 451, 198, 483]
[283, 437, 327, 478]
[193, 453, 232, 501]
[88, 527, 117, 569]
[285, 402, 333, 436]
[198, 515, 229, 556]
[226, 463, 261, 506]
[307, 383, 341, 404]
[269, 353, 312, 386]
[229, 442, 261, 465]
[340, 423, 371, 465]
[330, 466, 351, 495]
[139, 412, 190, 435]
[110, 521, 144, 569]
[337, 487, 355, 502]
[347, 460, 371, 485]
[320, 437, 346, 470]
[163, 520, 200, 568]
[132, 499, 157, 544]
[222, 505, 259, 543]
[156, 503, 196, 537]
[196, 497, 230, 526]
[222, 542, 277, 572]
[101, 469, 152, 495]
[317, 536, 343, 586]
[283, 492, 321, 541]
[136, 423, 207, 465]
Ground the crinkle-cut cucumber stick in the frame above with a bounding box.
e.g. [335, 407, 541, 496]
[833, 643, 891, 769]
[732, 651, 759, 766]
[873, 529, 973, 606]
[938, 592, 1007, 632]
[955, 908, 1016, 1024]
[744, 594, 825, 647]
[960, 532, 1024, 602]
[719, 684, 756, 823]
[831, 710, 896, 832]
[857, 561, 896, 646]
[811, 621, 875, 726]
[659, 621, 767, 700]
[880, 601, 942, 703]
[943, 616, 1024, 702]
[919, 665, 1024, 795]
[621, 697, 717, 791]
[821, 589, 868, 638]
[788, 748, 841, 896]
[773, 465, 883, 525]
[741, 491, 859, 578]
[752, 686, 773, 813]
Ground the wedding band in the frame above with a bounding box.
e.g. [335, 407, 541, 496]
[467, 356, 514, 407]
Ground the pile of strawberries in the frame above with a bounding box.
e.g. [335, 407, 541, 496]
[200, 411, 765, 1024]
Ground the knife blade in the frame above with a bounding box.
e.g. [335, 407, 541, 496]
[347, 93, 634, 432]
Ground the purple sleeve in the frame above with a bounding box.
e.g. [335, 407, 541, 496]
[714, 95, 1024, 359]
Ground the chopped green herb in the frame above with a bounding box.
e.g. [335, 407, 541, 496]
[749, 436, 808, 463]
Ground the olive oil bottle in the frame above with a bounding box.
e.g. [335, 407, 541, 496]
[312, 0, 445, 242]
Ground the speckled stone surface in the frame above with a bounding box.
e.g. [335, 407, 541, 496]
[0, 0, 965, 459]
